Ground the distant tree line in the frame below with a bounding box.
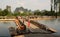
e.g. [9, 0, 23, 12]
[34, 10, 60, 16]
[0, 7, 60, 16]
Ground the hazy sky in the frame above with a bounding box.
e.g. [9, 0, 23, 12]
[0, 0, 50, 11]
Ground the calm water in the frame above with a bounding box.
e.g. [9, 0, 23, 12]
[0, 19, 60, 37]
[0, 21, 16, 37]
[36, 18, 60, 36]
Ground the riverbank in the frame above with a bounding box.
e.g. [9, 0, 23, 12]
[0, 16, 60, 20]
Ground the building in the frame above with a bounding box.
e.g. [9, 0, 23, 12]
[51, 0, 60, 12]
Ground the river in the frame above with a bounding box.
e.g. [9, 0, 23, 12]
[36, 18, 60, 36]
[0, 18, 60, 37]
[0, 21, 17, 37]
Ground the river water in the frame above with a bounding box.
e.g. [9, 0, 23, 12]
[0, 18, 60, 37]
[0, 21, 16, 37]
[36, 18, 60, 36]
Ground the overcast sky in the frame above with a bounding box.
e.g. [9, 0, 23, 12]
[0, 0, 51, 11]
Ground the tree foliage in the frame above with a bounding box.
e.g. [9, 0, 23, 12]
[34, 10, 42, 15]
[2, 9, 9, 16]
[0, 9, 13, 16]
[33, 10, 58, 16]
[0, 7, 60, 16]
[0, 9, 2, 16]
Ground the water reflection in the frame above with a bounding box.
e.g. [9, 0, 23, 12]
[36, 18, 60, 36]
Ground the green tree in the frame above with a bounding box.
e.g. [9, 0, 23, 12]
[2, 9, 9, 16]
[13, 12, 20, 16]
[57, 12, 60, 16]
[34, 10, 42, 15]
[42, 10, 55, 16]
[0, 9, 2, 16]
